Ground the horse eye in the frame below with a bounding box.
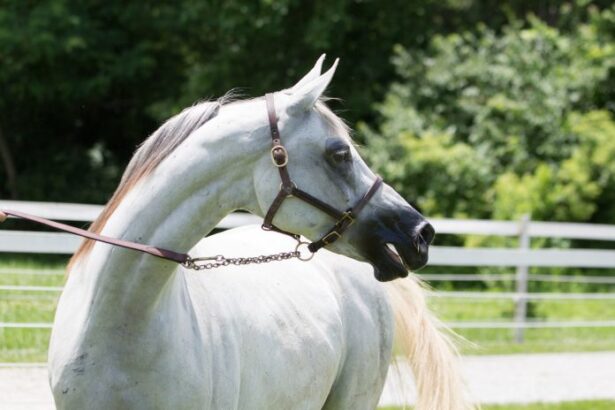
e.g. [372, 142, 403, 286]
[325, 138, 352, 164]
[331, 149, 351, 163]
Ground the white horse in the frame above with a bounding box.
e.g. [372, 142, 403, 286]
[48, 56, 472, 409]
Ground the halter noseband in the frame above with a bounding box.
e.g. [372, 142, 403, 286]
[261, 93, 383, 255]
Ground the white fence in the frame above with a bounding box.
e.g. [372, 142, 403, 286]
[1, 200, 615, 339]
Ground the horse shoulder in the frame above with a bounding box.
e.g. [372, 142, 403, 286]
[186, 259, 346, 408]
[319, 252, 395, 409]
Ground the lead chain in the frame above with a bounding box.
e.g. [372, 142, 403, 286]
[182, 250, 301, 271]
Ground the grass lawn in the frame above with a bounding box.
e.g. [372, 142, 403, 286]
[0, 256, 65, 362]
[1, 255, 615, 362]
[429, 297, 615, 355]
[380, 400, 615, 409]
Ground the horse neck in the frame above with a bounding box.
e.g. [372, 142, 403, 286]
[75, 102, 268, 317]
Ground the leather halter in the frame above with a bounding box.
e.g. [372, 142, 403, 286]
[0, 94, 383, 266]
[262, 93, 383, 254]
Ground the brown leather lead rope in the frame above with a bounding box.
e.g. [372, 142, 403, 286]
[0, 209, 190, 264]
[0, 209, 302, 270]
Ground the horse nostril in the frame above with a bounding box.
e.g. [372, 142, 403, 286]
[417, 221, 435, 246]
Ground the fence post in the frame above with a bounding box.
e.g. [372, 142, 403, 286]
[514, 214, 531, 343]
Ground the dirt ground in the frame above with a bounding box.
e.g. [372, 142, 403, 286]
[2, 352, 615, 409]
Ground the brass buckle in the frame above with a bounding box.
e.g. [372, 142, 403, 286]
[322, 230, 341, 245]
[339, 211, 355, 227]
[271, 146, 289, 167]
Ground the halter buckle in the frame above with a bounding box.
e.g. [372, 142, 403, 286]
[271, 146, 289, 168]
[338, 211, 355, 227]
[322, 230, 342, 245]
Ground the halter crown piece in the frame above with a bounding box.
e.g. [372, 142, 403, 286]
[0, 94, 382, 269]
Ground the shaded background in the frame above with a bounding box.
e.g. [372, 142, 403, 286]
[1, 0, 613, 222]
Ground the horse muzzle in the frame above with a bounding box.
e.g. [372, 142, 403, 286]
[357, 209, 435, 282]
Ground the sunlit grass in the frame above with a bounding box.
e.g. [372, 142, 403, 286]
[0, 256, 65, 362]
[1, 255, 615, 362]
[380, 400, 615, 410]
[429, 297, 615, 354]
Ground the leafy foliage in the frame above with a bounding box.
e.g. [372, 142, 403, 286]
[363, 6, 615, 224]
[1, 0, 611, 203]
[492, 111, 615, 221]
[0, 1, 189, 201]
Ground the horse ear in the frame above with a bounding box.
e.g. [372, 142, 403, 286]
[289, 54, 326, 92]
[286, 58, 339, 114]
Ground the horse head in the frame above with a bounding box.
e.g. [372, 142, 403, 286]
[252, 56, 434, 282]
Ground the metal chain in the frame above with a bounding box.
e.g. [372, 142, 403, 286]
[182, 250, 301, 271]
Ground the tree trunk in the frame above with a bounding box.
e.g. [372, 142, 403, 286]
[0, 123, 18, 199]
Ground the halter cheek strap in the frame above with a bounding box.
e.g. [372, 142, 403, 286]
[262, 93, 383, 254]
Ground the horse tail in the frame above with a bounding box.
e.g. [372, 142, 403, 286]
[385, 276, 475, 410]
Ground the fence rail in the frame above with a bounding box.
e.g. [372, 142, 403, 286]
[431, 291, 615, 300]
[1, 200, 614, 336]
[446, 320, 615, 329]
[4, 199, 615, 239]
[4, 318, 615, 330]
[420, 273, 615, 284]
[3, 231, 615, 268]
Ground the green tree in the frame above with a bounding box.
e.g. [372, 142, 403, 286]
[0, 0, 612, 203]
[362, 6, 615, 223]
[493, 111, 615, 222]
[0, 1, 189, 202]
